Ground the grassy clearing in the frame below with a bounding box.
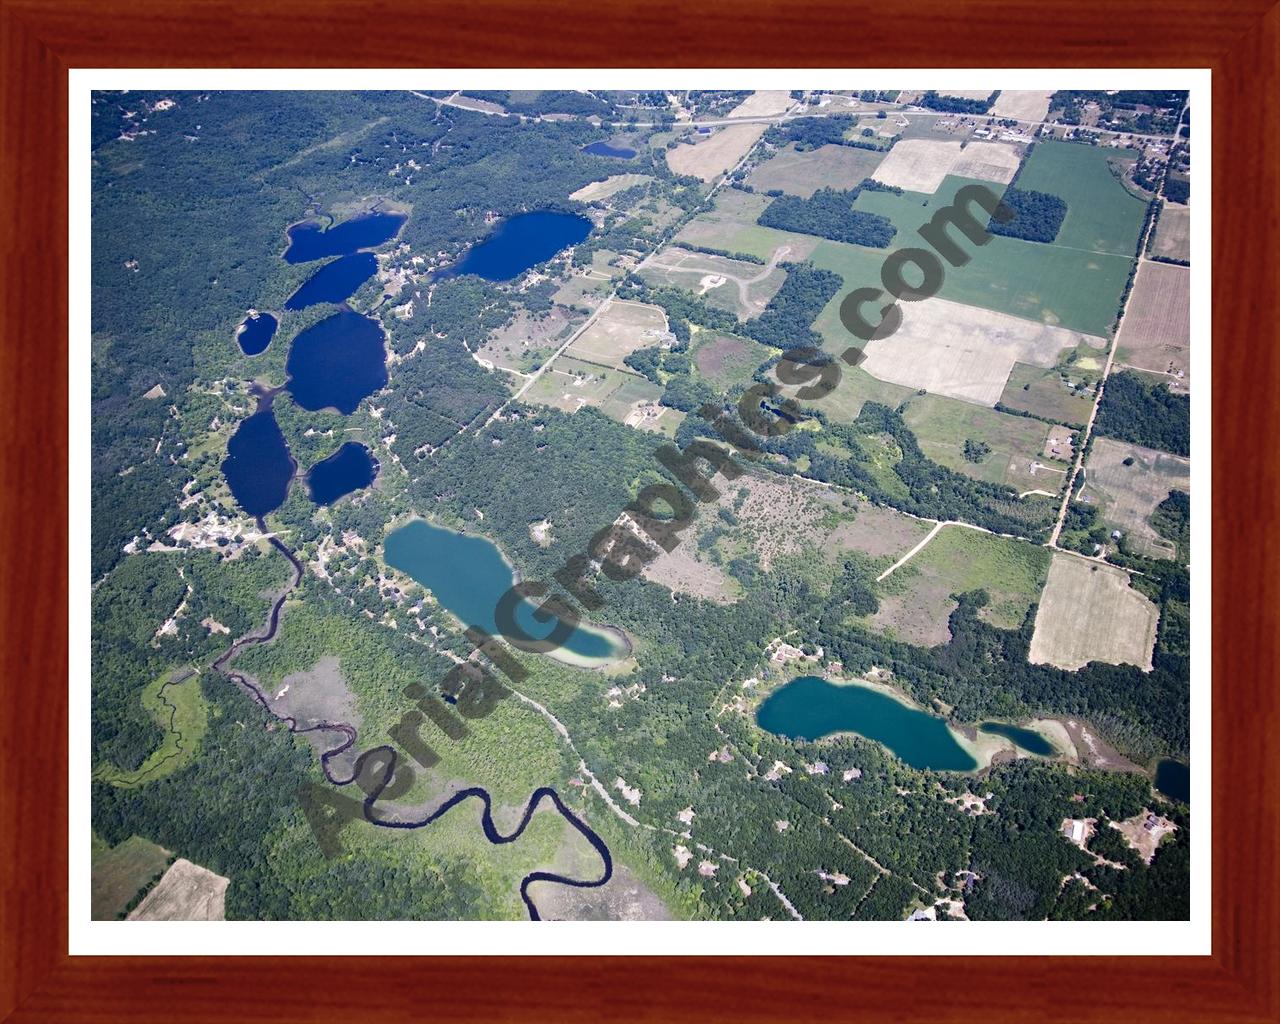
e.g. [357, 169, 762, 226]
[692, 331, 776, 390]
[93, 670, 208, 789]
[91, 834, 172, 920]
[900, 393, 1060, 492]
[748, 143, 886, 198]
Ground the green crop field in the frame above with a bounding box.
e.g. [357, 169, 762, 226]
[1012, 141, 1148, 256]
[91, 834, 171, 919]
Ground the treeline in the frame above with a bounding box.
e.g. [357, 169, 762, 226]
[918, 91, 999, 114]
[989, 187, 1067, 243]
[460, 90, 615, 117]
[1095, 370, 1190, 456]
[758, 186, 897, 248]
[763, 115, 889, 153]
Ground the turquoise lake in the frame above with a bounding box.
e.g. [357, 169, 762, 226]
[978, 721, 1056, 756]
[755, 676, 977, 771]
[383, 520, 624, 662]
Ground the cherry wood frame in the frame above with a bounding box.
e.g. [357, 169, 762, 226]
[2, 1, 1277, 1020]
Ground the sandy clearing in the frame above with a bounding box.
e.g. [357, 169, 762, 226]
[728, 90, 795, 118]
[1028, 554, 1159, 671]
[667, 124, 766, 182]
[127, 859, 229, 921]
[860, 296, 1105, 406]
[570, 173, 651, 203]
[991, 90, 1053, 122]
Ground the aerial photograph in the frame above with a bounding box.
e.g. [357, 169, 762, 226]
[89, 86, 1194, 925]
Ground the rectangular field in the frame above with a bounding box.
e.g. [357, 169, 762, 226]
[570, 173, 652, 203]
[871, 139, 1020, 192]
[990, 90, 1053, 122]
[666, 124, 766, 182]
[806, 177, 1136, 338]
[1028, 554, 1159, 671]
[747, 143, 886, 198]
[1150, 202, 1191, 263]
[1115, 261, 1191, 387]
[856, 295, 1105, 407]
[1079, 436, 1191, 559]
[692, 331, 776, 390]
[727, 90, 794, 118]
[1013, 140, 1148, 256]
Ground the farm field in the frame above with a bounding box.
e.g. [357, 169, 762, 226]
[565, 299, 670, 369]
[804, 177, 1136, 338]
[92, 834, 171, 920]
[1115, 261, 1191, 388]
[855, 295, 1105, 407]
[1080, 437, 1191, 559]
[727, 90, 794, 118]
[747, 143, 886, 198]
[639, 247, 787, 320]
[522, 355, 678, 437]
[871, 139, 1020, 192]
[1013, 140, 1148, 256]
[1028, 554, 1159, 671]
[570, 173, 652, 203]
[868, 525, 1052, 646]
[899, 392, 1066, 494]
[998, 359, 1098, 426]
[779, 360, 914, 423]
[127, 858, 230, 921]
[990, 90, 1053, 121]
[674, 188, 819, 261]
[691, 330, 776, 390]
[666, 124, 766, 182]
[1150, 202, 1191, 262]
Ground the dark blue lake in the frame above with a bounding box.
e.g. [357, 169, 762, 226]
[284, 252, 378, 310]
[1154, 759, 1190, 804]
[286, 311, 388, 414]
[978, 721, 1056, 756]
[222, 407, 294, 517]
[284, 211, 406, 264]
[383, 520, 627, 664]
[236, 312, 277, 356]
[439, 211, 592, 282]
[582, 141, 637, 159]
[307, 442, 378, 505]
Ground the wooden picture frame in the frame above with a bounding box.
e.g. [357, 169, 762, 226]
[2, 1, 1276, 1019]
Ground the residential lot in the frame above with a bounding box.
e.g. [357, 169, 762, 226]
[1079, 436, 1191, 559]
[1029, 554, 1159, 671]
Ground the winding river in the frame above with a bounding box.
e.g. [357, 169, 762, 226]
[212, 532, 612, 920]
